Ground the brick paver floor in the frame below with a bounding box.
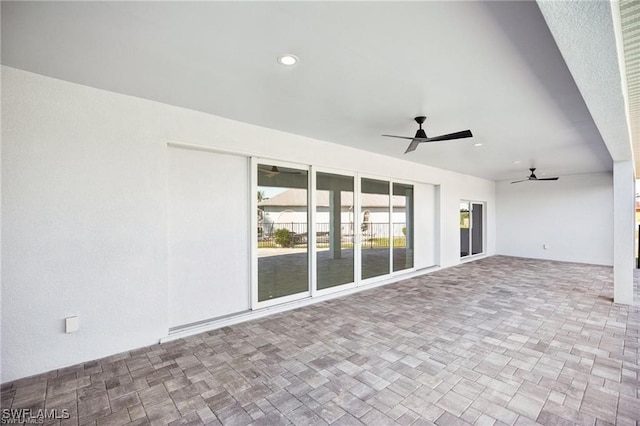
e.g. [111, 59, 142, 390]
[2, 256, 639, 425]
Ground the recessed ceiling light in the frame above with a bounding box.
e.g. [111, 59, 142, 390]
[277, 54, 299, 66]
[473, 143, 483, 147]
[512, 160, 521, 164]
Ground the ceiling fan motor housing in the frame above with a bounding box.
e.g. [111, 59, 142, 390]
[414, 117, 427, 138]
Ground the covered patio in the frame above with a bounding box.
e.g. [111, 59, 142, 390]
[2, 256, 638, 425]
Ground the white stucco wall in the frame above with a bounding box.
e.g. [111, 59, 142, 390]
[496, 172, 613, 265]
[1, 66, 496, 382]
[167, 147, 251, 328]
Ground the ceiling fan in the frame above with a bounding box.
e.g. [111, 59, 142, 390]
[511, 168, 559, 184]
[382, 116, 473, 154]
[258, 165, 302, 178]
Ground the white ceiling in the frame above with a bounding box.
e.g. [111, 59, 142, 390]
[1, 1, 615, 181]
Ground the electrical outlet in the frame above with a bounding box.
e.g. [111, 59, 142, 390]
[65, 316, 79, 333]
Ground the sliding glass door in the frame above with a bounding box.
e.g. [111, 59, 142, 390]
[316, 172, 355, 290]
[460, 201, 484, 257]
[257, 163, 309, 302]
[471, 203, 484, 255]
[254, 162, 420, 307]
[361, 178, 390, 280]
[393, 183, 414, 272]
[460, 202, 471, 257]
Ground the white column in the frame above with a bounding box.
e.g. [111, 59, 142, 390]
[613, 160, 635, 305]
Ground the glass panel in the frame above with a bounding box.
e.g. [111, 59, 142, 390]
[257, 164, 308, 301]
[361, 178, 390, 279]
[460, 202, 470, 257]
[471, 203, 484, 255]
[393, 183, 414, 271]
[316, 172, 354, 290]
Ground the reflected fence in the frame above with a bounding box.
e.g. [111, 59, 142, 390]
[258, 222, 407, 249]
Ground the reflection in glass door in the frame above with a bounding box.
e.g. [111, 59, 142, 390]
[257, 163, 308, 301]
[361, 178, 390, 280]
[316, 172, 354, 290]
[393, 183, 414, 272]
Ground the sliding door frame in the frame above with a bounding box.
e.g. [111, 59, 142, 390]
[358, 173, 393, 286]
[391, 178, 416, 274]
[460, 199, 486, 259]
[251, 157, 312, 309]
[311, 166, 358, 298]
[251, 160, 421, 310]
